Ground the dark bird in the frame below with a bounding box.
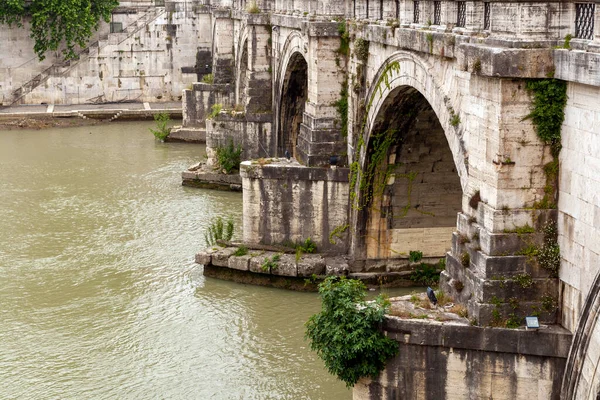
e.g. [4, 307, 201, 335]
[329, 155, 338, 166]
[427, 287, 438, 306]
[284, 150, 291, 160]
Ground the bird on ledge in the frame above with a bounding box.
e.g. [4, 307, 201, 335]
[427, 287, 438, 306]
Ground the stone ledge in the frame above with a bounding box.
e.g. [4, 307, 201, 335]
[554, 48, 600, 87]
[383, 314, 572, 359]
[240, 159, 349, 182]
[460, 43, 553, 78]
[182, 162, 243, 191]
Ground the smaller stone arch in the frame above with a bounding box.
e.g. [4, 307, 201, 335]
[274, 31, 309, 157]
[234, 28, 249, 106]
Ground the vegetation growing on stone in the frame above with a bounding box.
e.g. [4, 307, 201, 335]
[409, 263, 439, 286]
[335, 79, 349, 137]
[215, 139, 242, 174]
[305, 277, 398, 388]
[0, 0, 119, 60]
[329, 224, 349, 244]
[201, 73, 214, 84]
[233, 246, 248, 256]
[150, 112, 171, 141]
[204, 216, 235, 246]
[246, 1, 260, 13]
[524, 78, 567, 153]
[408, 250, 423, 263]
[538, 221, 560, 277]
[354, 38, 369, 63]
[262, 253, 281, 271]
[208, 104, 222, 119]
[337, 21, 350, 57]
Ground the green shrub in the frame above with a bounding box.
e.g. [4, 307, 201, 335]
[201, 73, 214, 84]
[204, 217, 234, 246]
[408, 250, 423, 263]
[305, 277, 398, 387]
[233, 246, 248, 256]
[150, 112, 171, 141]
[208, 103, 222, 119]
[215, 140, 243, 174]
[409, 263, 439, 286]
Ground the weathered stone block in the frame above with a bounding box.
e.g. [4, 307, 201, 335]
[212, 247, 237, 267]
[228, 254, 250, 271]
[270, 254, 297, 277]
[297, 255, 326, 276]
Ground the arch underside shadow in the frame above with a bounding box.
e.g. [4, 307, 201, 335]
[360, 86, 463, 260]
[278, 52, 308, 157]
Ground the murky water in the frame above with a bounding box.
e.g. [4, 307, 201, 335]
[0, 121, 353, 399]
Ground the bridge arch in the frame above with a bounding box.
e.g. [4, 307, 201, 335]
[274, 31, 308, 158]
[353, 51, 469, 262]
[234, 27, 249, 107]
[562, 269, 600, 399]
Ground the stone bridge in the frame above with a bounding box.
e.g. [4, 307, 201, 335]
[184, 0, 600, 397]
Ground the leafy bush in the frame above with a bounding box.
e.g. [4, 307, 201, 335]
[409, 263, 439, 286]
[215, 140, 243, 174]
[204, 217, 234, 246]
[233, 246, 248, 257]
[208, 103, 222, 119]
[408, 250, 423, 263]
[305, 277, 398, 388]
[150, 112, 171, 141]
[201, 73, 214, 84]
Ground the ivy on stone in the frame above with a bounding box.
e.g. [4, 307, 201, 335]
[524, 79, 568, 154]
[0, 0, 118, 60]
[305, 277, 398, 388]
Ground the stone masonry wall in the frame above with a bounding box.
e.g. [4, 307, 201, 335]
[354, 318, 572, 400]
[0, 1, 211, 105]
[241, 161, 349, 254]
[559, 82, 600, 333]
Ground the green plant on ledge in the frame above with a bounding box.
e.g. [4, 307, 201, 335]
[150, 112, 171, 141]
[201, 73, 214, 84]
[262, 253, 281, 271]
[246, 1, 260, 13]
[216, 139, 243, 174]
[305, 277, 398, 387]
[204, 216, 234, 246]
[208, 103, 222, 119]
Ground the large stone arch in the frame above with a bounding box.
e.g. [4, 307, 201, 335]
[352, 51, 469, 262]
[274, 30, 308, 157]
[562, 269, 600, 399]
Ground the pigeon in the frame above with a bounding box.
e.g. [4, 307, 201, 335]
[284, 150, 290, 160]
[427, 287, 438, 306]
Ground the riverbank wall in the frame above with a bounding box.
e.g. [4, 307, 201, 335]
[354, 311, 573, 400]
[0, 1, 209, 106]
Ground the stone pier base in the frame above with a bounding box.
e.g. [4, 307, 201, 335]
[354, 299, 573, 400]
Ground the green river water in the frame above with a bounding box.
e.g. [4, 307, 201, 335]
[0, 121, 355, 399]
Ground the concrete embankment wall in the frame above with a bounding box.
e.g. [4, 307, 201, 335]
[0, 2, 210, 106]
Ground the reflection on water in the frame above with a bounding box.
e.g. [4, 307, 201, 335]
[0, 121, 354, 399]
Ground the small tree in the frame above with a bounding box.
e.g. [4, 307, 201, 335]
[305, 277, 398, 387]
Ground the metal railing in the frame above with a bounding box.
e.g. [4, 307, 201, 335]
[575, 3, 595, 39]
